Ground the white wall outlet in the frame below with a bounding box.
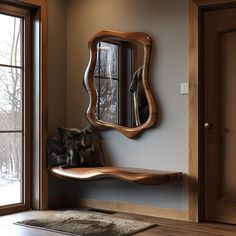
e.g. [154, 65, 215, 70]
[180, 82, 189, 95]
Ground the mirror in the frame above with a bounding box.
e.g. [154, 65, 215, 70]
[84, 30, 158, 138]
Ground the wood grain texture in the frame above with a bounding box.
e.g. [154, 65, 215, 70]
[189, 0, 236, 224]
[73, 198, 188, 221]
[204, 7, 236, 224]
[189, 0, 200, 222]
[221, 32, 236, 200]
[84, 30, 159, 139]
[50, 166, 182, 185]
[113, 212, 236, 236]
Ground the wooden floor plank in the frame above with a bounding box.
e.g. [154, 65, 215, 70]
[113, 212, 236, 236]
[135, 226, 222, 236]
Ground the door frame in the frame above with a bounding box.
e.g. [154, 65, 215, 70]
[189, 0, 236, 222]
[18, 0, 48, 211]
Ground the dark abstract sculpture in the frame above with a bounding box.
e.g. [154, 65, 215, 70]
[47, 126, 105, 168]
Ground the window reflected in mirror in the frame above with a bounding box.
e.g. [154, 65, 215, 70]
[94, 42, 119, 124]
[94, 40, 148, 128]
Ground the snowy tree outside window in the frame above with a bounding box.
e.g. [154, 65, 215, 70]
[0, 13, 23, 206]
[94, 42, 119, 124]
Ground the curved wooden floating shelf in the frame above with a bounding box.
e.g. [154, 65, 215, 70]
[50, 166, 182, 185]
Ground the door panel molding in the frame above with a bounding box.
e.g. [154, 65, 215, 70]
[189, 0, 236, 223]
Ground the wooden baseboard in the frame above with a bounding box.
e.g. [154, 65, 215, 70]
[48, 197, 188, 221]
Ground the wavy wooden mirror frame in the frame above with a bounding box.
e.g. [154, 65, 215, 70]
[84, 30, 158, 138]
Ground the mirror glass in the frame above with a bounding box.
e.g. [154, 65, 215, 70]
[84, 31, 158, 138]
[94, 40, 148, 128]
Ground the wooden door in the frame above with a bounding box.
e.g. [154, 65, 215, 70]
[204, 7, 236, 224]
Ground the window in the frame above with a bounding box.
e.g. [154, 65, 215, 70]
[94, 41, 120, 124]
[0, 4, 32, 212]
[94, 41, 140, 127]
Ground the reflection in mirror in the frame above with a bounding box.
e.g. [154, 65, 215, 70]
[84, 30, 158, 138]
[94, 40, 148, 128]
[94, 42, 119, 124]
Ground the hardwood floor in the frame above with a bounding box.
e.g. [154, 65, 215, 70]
[0, 210, 63, 236]
[113, 212, 236, 235]
[0, 209, 236, 235]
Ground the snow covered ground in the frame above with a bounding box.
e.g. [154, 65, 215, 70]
[0, 176, 22, 206]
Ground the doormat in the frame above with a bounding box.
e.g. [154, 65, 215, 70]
[15, 210, 156, 236]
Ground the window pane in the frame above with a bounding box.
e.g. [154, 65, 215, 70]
[0, 66, 22, 130]
[0, 133, 23, 206]
[95, 77, 119, 124]
[0, 14, 22, 67]
[95, 42, 118, 78]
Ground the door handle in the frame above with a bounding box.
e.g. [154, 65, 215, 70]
[204, 122, 211, 129]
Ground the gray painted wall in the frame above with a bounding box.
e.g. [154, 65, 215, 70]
[48, 0, 189, 210]
[66, 0, 189, 210]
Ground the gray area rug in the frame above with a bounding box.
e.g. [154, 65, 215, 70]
[15, 210, 156, 236]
